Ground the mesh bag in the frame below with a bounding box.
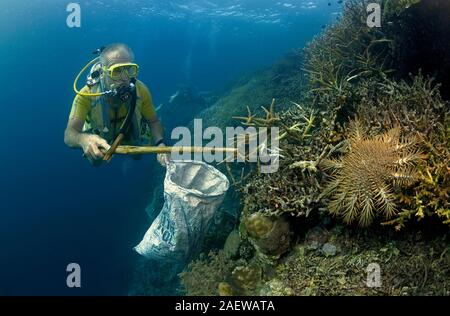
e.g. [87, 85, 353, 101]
[134, 160, 229, 262]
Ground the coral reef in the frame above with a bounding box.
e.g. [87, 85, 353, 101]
[193, 51, 306, 129]
[180, 225, 450, 296]
[351, 75, 449, 229]
[179, 250, 236, 296]
[301, 0, 450, 229]
[242, 213, 291, 261]
[387, 0, 450, 99]
[276, 226, 450, 296]
[176, 0, 450, 297]
[384, 0, 421, 17]
[179, 250, 265, 296]
[303, 0, 395, 108]
[230, 264, 262, 294]
[234, 100, 330, 218]
[320, 120, 424, 227]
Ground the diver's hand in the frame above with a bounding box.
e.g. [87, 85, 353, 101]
[156, 143, 171, 167]
[80, 134, 111, 161]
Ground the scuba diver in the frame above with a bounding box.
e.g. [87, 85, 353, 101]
[64, 43, 169, 166]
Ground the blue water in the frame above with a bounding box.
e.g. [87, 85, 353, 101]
[0, 0, 339, 295]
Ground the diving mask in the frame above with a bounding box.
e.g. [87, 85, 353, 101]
[74, 57, 139, 98]
[105, 63, 139, 81]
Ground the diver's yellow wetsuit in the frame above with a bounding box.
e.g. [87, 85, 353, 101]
[69, 80, 158, 145]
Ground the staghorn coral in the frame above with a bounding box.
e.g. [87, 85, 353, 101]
[233, 0, 449, 231]
[304, 0, 449, 229]
[227, 98, 328, 219]
[354, 75, 450, 229]
[387, 123, 450, 229]
[320, 120, 424, 227]
[303, 1, 395, 103]
[176, 0, 450, 298]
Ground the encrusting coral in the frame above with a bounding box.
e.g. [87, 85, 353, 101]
[242, 212, 291, 261]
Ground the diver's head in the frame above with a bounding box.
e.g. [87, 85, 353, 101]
[100, 43, 135, 69]
[99, 43, 139, 98]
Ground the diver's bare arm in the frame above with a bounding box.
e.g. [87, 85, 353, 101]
[149, 118, 165, 145]
[64, 117, 110, 160]
[64, 117, 87, 148]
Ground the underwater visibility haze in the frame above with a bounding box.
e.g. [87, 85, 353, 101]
[0, 0, 337, 295]
[1, 0, 449, 297]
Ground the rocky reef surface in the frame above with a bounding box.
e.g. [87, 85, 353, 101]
[129, 0, 449, 296]
[178, 0, 450, 296]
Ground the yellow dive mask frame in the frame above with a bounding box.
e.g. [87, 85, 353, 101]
[105, 63, 139, 81]
[73, 57, 139, 97]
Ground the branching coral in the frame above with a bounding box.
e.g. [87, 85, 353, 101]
[320, 120, 424, 227]
[385, 123, 450, 229]
[231, 99, 330, 218]
[235, 1, 449, 231]
[303, 1, 395, 103]
[304, 0, 449, 229]
[165, 0, 450, 298]
[353, 75, 450, 229]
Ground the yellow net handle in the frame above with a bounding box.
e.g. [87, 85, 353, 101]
[114, 145, 238, 155]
